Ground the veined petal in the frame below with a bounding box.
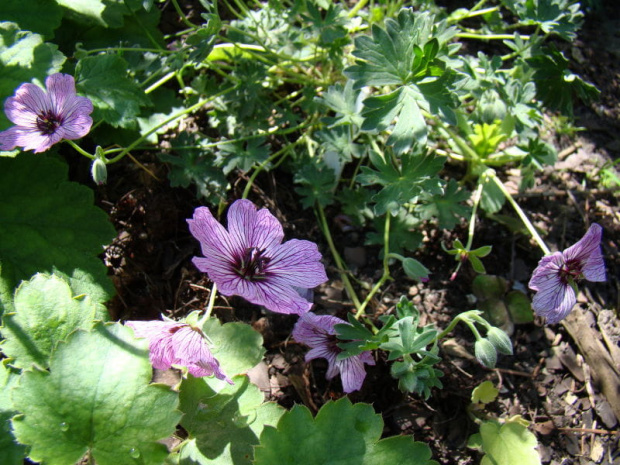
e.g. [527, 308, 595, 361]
[227, 199, 284, 251]
[531, 277, 576, 324]
[5, 83, 52, 126]
[337, 355, 371, 393]
[0, 126, 20, 151]
[171, 326, 233, 383]
[231, 278, 313, 314]
[46, 73, 77, 113]
[266, 239, 328, 288]
[528, 253, 563, 291]
[563, 223, 602, 264]
[188, 206, 240, 259]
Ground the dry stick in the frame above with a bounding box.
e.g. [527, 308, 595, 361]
[556, 427, 619, 435]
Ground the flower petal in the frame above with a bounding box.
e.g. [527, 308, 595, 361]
[266, 239, 328, 288]
[531, 275, 576, 324]
[171, 326, 233, 383]
[5, 83, 51, 126]
[188, 206, 240, 259]
[227, 199, 284, 251]
[337, 355, 372, 393]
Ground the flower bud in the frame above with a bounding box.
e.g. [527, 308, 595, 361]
[474, 338, 497, 369]
[487, 327, 513, 355]
[90, 157, 107, 186]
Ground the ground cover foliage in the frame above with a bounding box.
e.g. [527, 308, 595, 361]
[0, 0, 619, 464]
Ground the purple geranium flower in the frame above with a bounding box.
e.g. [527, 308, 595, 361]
[528, 223, 606, 324]
[187, 199, 328, 315]
[126, 320, 233, 383]
[292, 312, 375, 393]
[0, 73, 93, 153]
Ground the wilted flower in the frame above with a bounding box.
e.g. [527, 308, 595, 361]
[528, 223, 606, 324]
[292, 312, 375, 393]
[188, 199, 328, 315]
[0, 73, 93, 153]
[125, 319, 233, 383]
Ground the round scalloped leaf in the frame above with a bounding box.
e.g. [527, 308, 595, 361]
[0, 1, 63, 37]
[200, 318, 265, 391]
[0, 361, 26, 465]
[178, 375, 284, 465]
[0, 153, 115, 304]
[11, 323, 181, 465]
[479, 420, 541, 465]
[0, 273, 109, 369]
[254, 397, 437, 465]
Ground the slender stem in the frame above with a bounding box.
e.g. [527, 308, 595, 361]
[242, 139, 300, 199]
[171, 0, 199, 29]
[107, 85, 238, 164]
[465, 180, 485, 250]
[315, 203, 362, 310]
[456, 33, 530, 40]
[348, 0, 368, 18]
[355, 213, 391, 319]
[487, 172, 551, 255]
[144, 71, 177, 94]
[198, 283, 218, 326]
[65, 140, 95, 160]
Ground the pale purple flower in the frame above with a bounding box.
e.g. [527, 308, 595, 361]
[529, 223, 606, 324]
[126, 320, 233, 383]
[292, 312, 375, 393]
[188, 199, 328, 315]
[0, 73, 93, 153]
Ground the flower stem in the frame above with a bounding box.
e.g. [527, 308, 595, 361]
[65, 140, 95, 160]
[355, 213, 392, 319]
[486, 171, 551, 255]
[198, 282, 218, 327]
[465, 179, 485, 250]
[107, 85, 238, 164]
[315, 203, 362, 310]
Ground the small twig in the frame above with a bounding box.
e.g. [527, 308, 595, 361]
[557, 427, 619, 435]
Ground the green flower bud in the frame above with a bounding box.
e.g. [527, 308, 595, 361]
[90, 157, 107, 186]
[487, 327, 513, 355]
[474, 338, 497, 369]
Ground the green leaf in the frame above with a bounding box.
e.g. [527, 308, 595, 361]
[506, 290, 534, 324]
[358, 150, 445, 216]
[216, 137, 270, 175]
[11, 323, 181, 465]
[501, 0, 583, 41]
[56, 0, 136, 28]
[365, 207, 423, 256]
[0, 361, 26, 465]
[0, 1, 63, 37]
[344, 9, 459, 153]
[361, 86, 427, 152]
[0, 154, 115, 305]
[315, 80, 364, 128]
[480, 178, 505, 214]
[0, 23, 65, 130]
[159, 132, 229, 204]
[345, 10, 456, 87]
[1, 273, 109, 369]
[178, 375, 284, 465]
[255, 397, 437, 465]
[416, 179, 471, 229]
[472, 380, 499, 404]
[478, 419, 541, 465]
[294, 159, 337, 209]
[76, 54, 151, 128]
[526, 46, 599, 115]
[200, 318, 265, 391]
[402, 258, 430, 282]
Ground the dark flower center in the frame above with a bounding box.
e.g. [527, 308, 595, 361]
[558, 259, 583, 284]
[235, 247, 271, 280]
[36, 110, 63, 135]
